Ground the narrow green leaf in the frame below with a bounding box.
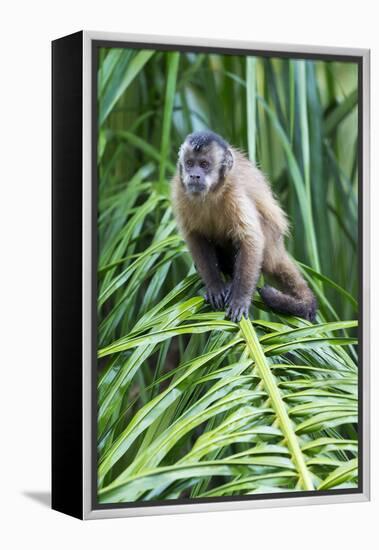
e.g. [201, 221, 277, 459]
[159, 53, 180, 184]
[100, 50, 155, 125]
[246, 57, 257, 163]
[318, 459, 358, 490]
[324, 90, 358, 135]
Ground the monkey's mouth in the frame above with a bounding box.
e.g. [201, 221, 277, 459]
[187, 183, 207, 195]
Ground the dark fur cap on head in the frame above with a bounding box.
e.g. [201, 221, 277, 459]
[186, 130, 229, 152]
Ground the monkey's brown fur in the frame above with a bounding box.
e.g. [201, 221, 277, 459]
[172, 132, 316, 322]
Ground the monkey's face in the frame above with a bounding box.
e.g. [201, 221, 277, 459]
[178, 132, 234, 197]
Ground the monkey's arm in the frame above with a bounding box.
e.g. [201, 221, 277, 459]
[226, 238, 263, 322]
[186, 232, 225, 309]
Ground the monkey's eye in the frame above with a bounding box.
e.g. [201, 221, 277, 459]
[185, 159, 194, 168]
[200, 160, 209, 169]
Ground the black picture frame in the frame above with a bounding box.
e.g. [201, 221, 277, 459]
[52, 30, 370, 520]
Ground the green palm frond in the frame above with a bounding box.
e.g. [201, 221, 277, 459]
[97, 277, 357, 502]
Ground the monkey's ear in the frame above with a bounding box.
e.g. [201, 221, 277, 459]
[224, 148, 234, 172]
[178, 143, 185, 161]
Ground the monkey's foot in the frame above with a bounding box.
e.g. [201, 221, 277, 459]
[225, 298, 250, 323]
[204, 286, 225, 310]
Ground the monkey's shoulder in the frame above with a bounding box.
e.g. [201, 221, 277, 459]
[228, 156, 289, 238]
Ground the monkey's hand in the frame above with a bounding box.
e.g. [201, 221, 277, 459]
[225, 296, 251, 323]
[204, 285, 226, 310]
[222, 281, 233, 304]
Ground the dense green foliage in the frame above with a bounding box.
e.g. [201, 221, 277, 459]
[97, 48, 359, 503]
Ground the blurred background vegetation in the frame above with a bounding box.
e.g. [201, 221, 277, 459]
[96, 47, 359, 503]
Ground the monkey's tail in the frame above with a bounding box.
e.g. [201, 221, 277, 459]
[258, 285, 317, 322]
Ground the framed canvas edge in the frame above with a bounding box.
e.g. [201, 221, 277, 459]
[82, 30, 370, 520]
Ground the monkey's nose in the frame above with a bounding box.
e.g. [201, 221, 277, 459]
[190, 174, 200, 180]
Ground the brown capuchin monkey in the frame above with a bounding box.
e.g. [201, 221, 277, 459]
[171, 130, 317, 323]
